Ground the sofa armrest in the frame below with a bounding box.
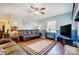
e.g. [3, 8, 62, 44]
[0, 38, 12, 45]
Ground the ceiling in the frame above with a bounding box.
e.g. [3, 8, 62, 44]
[0, 3, 73, 20]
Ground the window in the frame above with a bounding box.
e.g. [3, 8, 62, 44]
[47, 21, 56, 32]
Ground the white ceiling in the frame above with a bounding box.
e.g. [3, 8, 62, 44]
[0, 3, 73, 20]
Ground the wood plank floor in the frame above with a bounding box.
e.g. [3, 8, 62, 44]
[17, 38, 79, 55]
[17, 38, 48, 46]
[17, 38, 65, 55]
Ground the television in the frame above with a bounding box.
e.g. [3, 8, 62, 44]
[60, 24, 71, 38]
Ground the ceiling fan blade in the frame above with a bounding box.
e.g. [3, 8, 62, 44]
[27, 11, 33, 13]
[40, 8, 45, 10]
[40, 12, 45, 14]
[30, 6, 39, 11]
[30, 6, 35, 9]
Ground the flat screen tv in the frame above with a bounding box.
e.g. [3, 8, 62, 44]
[60, 24, 71, 38]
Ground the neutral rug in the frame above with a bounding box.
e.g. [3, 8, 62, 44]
[23, 40, 57, 55]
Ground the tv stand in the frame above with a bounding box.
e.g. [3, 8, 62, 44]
[60, 35, 71, 40]
[57, 35, 73, 46]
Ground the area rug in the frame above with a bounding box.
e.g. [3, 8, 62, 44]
[23, 40, 57, 55]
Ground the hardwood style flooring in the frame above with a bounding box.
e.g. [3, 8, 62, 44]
[17, 38, 79, 55]
[17, 38, 47, 46]
[17, 38, 65, 55]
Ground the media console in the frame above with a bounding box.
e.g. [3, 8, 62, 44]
[59, 35, 73, 46]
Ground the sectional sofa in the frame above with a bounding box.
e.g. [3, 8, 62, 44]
[19, 29, 41, 41]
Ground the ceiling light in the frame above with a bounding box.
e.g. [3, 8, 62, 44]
[34, 11, 39, 14]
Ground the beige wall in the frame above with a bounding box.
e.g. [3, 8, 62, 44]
[0, 16, 10, 33]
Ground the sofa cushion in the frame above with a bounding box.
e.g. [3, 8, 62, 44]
[0, 41, 15, 49]
[0, 41, 27, 55]
[4, 41, 27, 55]
[3, 45, 17, 54]
[27, 30, 31, 35]
[0, 39, 11, 45]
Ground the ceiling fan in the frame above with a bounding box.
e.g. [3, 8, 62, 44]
[27, 6, 45, 15]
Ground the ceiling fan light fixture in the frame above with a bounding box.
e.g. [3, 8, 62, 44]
[34, 11, 39, 14]
[28, 6, 45, 15]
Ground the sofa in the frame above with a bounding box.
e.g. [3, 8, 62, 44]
[0, 38, 27, 55]
[19, 29, 41, 41]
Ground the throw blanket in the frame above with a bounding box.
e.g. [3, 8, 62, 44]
[23, 40, 57, 55]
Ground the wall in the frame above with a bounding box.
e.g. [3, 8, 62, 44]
[0, 16, 10, 33]
[77, 22, 79, 40]
[38, 13, 72, 30]
[0, 12, 77, 41]
[38, 12, 78, 41]
[10, 16, 38, 30]
[56, 13, 77, 41]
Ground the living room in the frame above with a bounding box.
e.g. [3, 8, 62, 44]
[0, 3, 79, 55]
